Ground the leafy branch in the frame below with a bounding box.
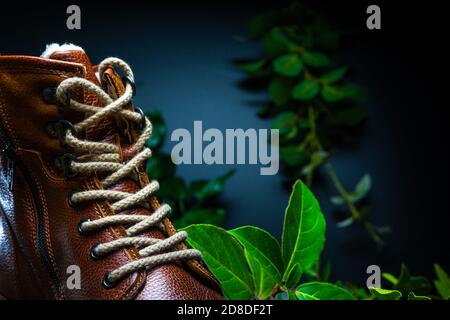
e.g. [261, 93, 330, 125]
[236, 2, 385, 246]
[182, 179, 449, 300]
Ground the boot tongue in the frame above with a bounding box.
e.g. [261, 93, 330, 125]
[42, 43, 99, 85]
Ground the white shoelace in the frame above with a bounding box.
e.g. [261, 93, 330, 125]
[55, 57, 201, 286]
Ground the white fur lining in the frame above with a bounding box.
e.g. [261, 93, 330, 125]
[41, 43, 84, 58]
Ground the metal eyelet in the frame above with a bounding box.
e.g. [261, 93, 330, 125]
[57, 89, 71, 108]
[67, 192, 77, 208]
[56, 153, 77, 178]
[77, 218, 91, 235]
[122, 75, 136, 97]
[134, 107, 146, 130]
[46, 122, 58, 138]
[102, 272, 117, 289]
[55, 120, 77, 146]
[42, 87, 57, 104]
[89, 244, 102, 261]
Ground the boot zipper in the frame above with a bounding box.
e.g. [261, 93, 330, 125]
[2, 143, 15, 191]
[0, 120, 60, 294]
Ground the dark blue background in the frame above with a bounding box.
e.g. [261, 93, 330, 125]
[1, 1, 448, 285]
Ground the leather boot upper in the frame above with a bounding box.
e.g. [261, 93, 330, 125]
[0, 46, 221, 300]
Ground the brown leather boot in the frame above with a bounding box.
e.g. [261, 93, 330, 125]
[0, 44, 221, 300]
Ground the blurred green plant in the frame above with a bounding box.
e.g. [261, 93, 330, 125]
[144, 111, 234, 229]
[236, 2, 385, 246]
[182, 179, 449, 300]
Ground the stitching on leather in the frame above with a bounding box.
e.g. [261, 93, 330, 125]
[0, 67, 83, 78]
[0, 81, 19, 145]
[19, 148, 75, 183]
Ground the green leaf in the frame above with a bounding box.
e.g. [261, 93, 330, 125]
[229, 226, 283, 299]
[336, 217, 354, 228]
[173, 208, 225, 229]
[280, 145, 308, 167]
[283, 263, 303, 288]
[145, 111, 166, 149]
[146, 152, 175, 180]
[262, 28, 292, 58]
[408, 292, 431, 300]
[320, 66, 348, 84]
[273, 53, 303, 77]
[301, 50, 330, 67]
[182, 224, 254, 299]
[292, 79, 321, 101]
[237, 59, 266, 74]
[370, 288, 402, 300]
[321, 84, 365, 103]
[288, 291, 298, 300]
[189, 170, 235, 202]
[352, 174, 372, 203]
[268, 77, 294, 106]
[281, 180, 326, 286]
[271, 112, 299, 141]
[296, 282, 356, 300]
[395, 264, 432, 296]
[434, 263, 450, 299]
[332, 174, 372, 206]
[330, 196, 345, 206]
[382, 273, 399, 285]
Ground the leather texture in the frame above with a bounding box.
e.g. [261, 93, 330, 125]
[0, 49, 222, 300]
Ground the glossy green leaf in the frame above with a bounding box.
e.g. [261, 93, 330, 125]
[182, 224, 254, 299]
[320, 66, 348, 84]
[370, 288, 402, 300]
[321, 84, 365, 103]
[283, 263, 303, 288]
[189, 170, 235, 202]
[229, 226, 283, 299]
[433, 263, 450, 299]
[281, 180, 326, 284]
[145, 111, 166, 149]
[292, 79, 320, 101]
[269, 77, 294, 106]
[408, 292, 431, 300]
[296, 282, 356, 300]
[271, 112, 299, 141]
[301, 50, 330, 67]
[273, 53, 302, 77]
[173, 208, 225, 229]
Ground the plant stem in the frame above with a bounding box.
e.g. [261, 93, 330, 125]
[307, 106, 384, 247]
